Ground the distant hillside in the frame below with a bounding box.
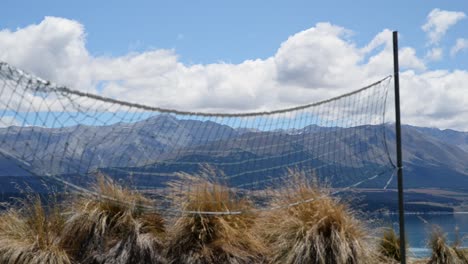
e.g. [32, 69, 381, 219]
[0, 116, 467, 212]
[407, 125, 468, 152]
[388, 125, 468, 189]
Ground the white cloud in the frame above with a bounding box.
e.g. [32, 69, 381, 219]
[0, 116, 21, 127]
[275, 23, 363, 89]
[0, 17, 468, 130]
[360, 31, 426, 75]
[450, 38, 468, 57]
[361, 29, 393, 54]
[0, 17, 92, 92]
[399, 70, 468, 130]
[425, 47, 443, 61]
[422, 8, 466, 45]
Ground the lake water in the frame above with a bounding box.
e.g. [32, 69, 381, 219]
[374, 213, 468, 258]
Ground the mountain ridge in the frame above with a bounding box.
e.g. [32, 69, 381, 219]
[0, 117, 467, 213]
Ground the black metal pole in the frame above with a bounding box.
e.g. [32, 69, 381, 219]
[393, 31, 406, 264]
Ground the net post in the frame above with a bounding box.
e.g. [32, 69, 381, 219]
[393, 31, 406, 264]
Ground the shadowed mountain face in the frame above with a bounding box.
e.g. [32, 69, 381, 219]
[0, 115, 467, 197]
[385, 125, 468, 189]
[407, 125, 468, 152]
[0, 115, 239, 175]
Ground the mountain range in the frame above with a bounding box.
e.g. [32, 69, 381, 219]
[0, 115, 467, 211]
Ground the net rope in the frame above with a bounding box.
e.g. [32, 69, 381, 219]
[0, 61, 395, 214]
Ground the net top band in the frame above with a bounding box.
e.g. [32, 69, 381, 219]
[0, 61, 391, 117]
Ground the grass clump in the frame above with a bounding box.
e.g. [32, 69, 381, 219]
[60, 174, 166, 264]
[258, 170, 374, 264]
[0, 194, 72, 264]
[165, 170, 266, 264]
[428, 225, 467, 264]
[378, 227, 406, 263]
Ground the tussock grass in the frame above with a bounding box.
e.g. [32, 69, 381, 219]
[454, 249, 468, 263]
[60, 174, 166, 264]
[428, 225, 466, 264]
[452, 226, 468, 263]
[257, 170, 374, 264]
[165, 170, 266, 264]
[378, 227, 405, 263]
[0, 194, 72, 264]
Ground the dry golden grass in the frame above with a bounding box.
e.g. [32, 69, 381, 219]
[454, 248, 468, 263]
[257, 170, 375, 264]
[8, 170, 468, 264]
[378, 227, 404, 263]
[0, 194, 72, 264]
[165, 170, 266, 264]
[427, 225, 467, 264]
[60, 174, 166, 264]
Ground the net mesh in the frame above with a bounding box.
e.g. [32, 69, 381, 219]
[0, 61, 395, 213]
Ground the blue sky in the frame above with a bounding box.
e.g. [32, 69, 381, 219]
[3, 0, 467, 67]
[1, 0, 468, 130]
